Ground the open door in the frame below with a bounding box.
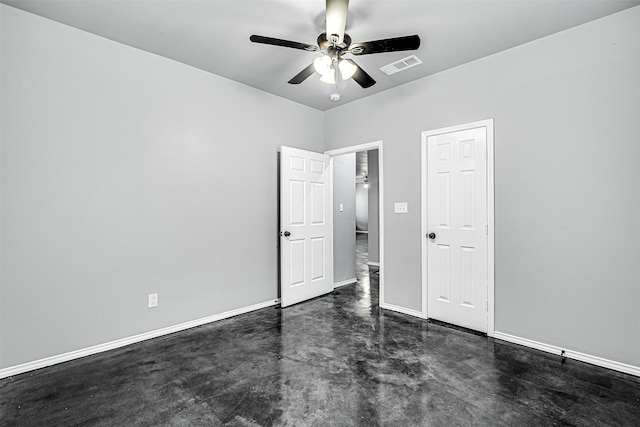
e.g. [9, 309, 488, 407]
[280, 146, 333, 307]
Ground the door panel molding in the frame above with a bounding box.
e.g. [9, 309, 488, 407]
[421, 120, 495, 336]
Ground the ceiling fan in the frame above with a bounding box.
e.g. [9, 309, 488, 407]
[250, 0, 420, 89]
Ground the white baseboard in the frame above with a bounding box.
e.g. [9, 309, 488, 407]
[0, 299, 278, 380]
[367, 261, 380, 267]
[333, 278, 357, 288]
[494, 331, 640, 377]
[380, 302, 424, 319]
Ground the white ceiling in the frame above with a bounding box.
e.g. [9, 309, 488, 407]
[3, 0, 638, 111]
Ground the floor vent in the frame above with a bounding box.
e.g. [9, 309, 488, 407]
[380, 55, 423, 75]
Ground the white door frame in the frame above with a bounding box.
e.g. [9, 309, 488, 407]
[421, 120, 495, 337]
[325, 141, 384, 304]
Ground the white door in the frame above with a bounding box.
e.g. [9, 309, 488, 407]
[280, 146, 333, 307]
[426, 127, 488, 332]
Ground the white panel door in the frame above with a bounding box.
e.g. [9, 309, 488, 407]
[427, 127, 488, 332]
[280, 146, 333, 307]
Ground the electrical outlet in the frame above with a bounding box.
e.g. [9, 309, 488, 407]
[148, 293, 158, 308]
[394, 202, 408, 214]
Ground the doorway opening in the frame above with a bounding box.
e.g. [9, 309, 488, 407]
[325, 141, 385, 306]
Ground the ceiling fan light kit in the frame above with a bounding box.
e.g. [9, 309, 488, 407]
[250, 0, 420, 92]
[313, 55, 357, 85]
[338, 58, 357, 80]
[320, 70, 336, 85]
[313, 55, 332, 75]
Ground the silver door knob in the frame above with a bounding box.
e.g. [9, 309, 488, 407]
[428, 233, 436, 240]
[283, 231, 291, 237]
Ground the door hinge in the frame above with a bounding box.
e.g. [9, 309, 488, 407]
[485, 224, 488, 235]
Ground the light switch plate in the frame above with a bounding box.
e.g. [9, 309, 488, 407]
[339, 203, 344, 212]
[394, 202, 408, 214]
[148, 293, 158, 308]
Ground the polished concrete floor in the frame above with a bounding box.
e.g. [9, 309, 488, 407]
[2, 234, 640, 426]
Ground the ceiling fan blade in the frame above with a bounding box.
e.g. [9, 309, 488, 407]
[346, 59, 376, 89]
[288, 63, 316, 84]
[350, 35, 420, 55]
[325, 0, 349, 45]
[250, 35, 318, 52]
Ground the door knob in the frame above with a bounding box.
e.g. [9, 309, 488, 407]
[428, 232, 436, 240]
[283, 231, 291, 237]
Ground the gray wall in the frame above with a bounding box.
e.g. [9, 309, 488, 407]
[367, 150, 380, 264]
[332, 154, 356, 284]
[0, 5, 324, 368]
[325, 8, 640, 367]
[2, 4, 639, 372]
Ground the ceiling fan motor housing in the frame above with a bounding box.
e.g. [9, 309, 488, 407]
[318, 32, 352, 51]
